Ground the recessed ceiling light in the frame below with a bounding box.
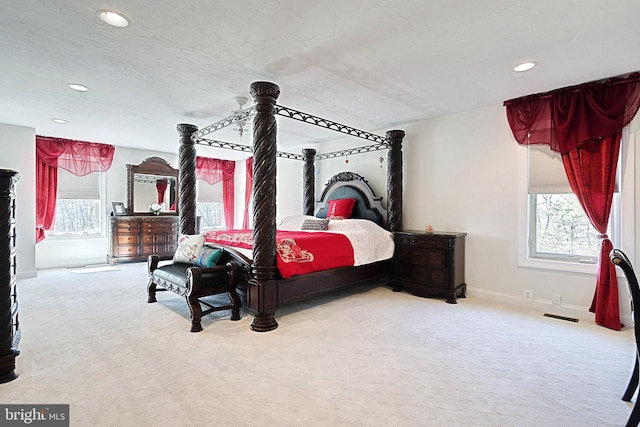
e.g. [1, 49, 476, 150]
[513, 61, 537, 72]
[68, 83, 89, 92]
[96, 9, 130, 28]
[51, 118, 68, 124]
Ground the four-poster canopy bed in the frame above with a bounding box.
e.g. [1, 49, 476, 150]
[176, 81, 404, 332]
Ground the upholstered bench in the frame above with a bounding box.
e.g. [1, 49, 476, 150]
[147, 254, 241, 332]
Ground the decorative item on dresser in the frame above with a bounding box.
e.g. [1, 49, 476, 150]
[108, 216, 178, 264]
[392, 230, 467, 304]
[0, 169, 19, 383]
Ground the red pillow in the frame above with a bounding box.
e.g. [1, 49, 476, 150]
[327, 198, 356, 219]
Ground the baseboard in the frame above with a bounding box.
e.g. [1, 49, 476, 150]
[17, 270, 37, 279]
[467, 287, 633, 327]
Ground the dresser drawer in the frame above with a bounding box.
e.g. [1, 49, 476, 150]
[116, 245, 138, 256]
[116, 224, 141, 234]
[143, 223, 176, 231]
[155, 234, 173, 244]
[141, 245, 155, 255]
[117, 235, 139, 245]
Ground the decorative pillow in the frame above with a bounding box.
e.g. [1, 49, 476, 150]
[173, 234, 205, 264]
[301, 218, 330, 231]
[327, 198, 357, 219]
[194, 247, 223, 268]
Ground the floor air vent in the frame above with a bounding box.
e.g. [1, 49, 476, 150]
[543, 313, 579, 323]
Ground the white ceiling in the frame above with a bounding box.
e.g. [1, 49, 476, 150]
[2, 1, 639, 160]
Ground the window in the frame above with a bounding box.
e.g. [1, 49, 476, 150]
[525, 144, 620, 267]
[529, 193, 615, 264]
[197, 179, 225, 231]
[51, 169, 103, 237]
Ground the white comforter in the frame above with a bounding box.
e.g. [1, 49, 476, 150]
[276, 215, 395, 266]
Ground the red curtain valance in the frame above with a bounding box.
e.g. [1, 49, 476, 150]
[36, 136, 115, 176]
[196, 157, 235, 185]
[504, 72, 640, 153]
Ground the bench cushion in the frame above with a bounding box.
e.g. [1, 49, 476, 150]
[152, 263, 230, 290]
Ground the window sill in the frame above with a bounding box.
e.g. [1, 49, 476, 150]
[46, 233, 105, 241]
[519, 257, 598, 275]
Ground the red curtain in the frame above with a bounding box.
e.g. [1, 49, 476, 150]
[196, 156, 235, 229]
[243, 157, 253, 229]
[35, 136, 115, 242]
[35, 157, 57, 243]
[504, 72, 640, 330]
[155, 179, 168, 204]
[562, 135, 621, 330]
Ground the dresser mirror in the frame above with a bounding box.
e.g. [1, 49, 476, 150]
[126, 157, 179, 215]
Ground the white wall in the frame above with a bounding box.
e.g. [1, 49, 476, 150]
[0, 123, 36, 278]
[275, 157, 304, 221]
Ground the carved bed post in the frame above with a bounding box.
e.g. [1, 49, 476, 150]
[302, 148, 316, 215]
[386, 130, 405, 232]
[177, 123, 198, 235]
[248, 81, 280, 332]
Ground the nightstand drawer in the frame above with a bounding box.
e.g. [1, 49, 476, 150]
[428, 250, 445, 268]
[398, 247, 426, 265]
[397, 236, 446, 248]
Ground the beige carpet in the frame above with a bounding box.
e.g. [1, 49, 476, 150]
[0, 262, 635, 426]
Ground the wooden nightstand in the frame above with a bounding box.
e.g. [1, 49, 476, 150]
[392, 230, 467, 303]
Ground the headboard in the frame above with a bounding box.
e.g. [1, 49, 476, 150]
[314, 172, 387, 228]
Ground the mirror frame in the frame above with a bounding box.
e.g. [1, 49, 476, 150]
[126, 157, 179, 215]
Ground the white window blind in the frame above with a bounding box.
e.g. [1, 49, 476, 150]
[197, 179, 223, 203]
[528, 144, 619, 194]
[57, 168, 100, 199]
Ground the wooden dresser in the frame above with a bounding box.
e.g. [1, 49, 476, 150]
[0, 169, 19, 382]
[108, 216, 179, 264]
[392, 230, 467, 304]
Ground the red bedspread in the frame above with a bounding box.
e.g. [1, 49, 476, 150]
[203, 230, 355, 279]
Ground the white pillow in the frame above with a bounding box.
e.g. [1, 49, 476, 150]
[173, 234, 205, 264]
[276, 215, 317, 230]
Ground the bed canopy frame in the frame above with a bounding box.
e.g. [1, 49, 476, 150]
[176, 81, 404, 332]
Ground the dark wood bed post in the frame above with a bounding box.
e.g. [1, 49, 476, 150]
[177, 123, 198, 235]
[248, 81, 280, 332]
[386, 130, 405, 232]
[302, 148, 316, 215]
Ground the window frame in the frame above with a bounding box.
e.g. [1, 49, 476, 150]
[47, 170, 107, 240]
[518, 128, 634, 275]
[196, 179, 226, 232]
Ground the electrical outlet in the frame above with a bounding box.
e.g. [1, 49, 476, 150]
[523, 289, 533, 301]
[552, 294, 562, 306]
